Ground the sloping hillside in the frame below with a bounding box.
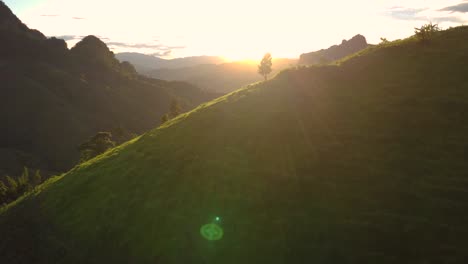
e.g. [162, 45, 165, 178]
[299, 34, 369, 65]
[0, 2, 215, 176]
[148, 58, 297, 93]
[1, 26, 468, 264]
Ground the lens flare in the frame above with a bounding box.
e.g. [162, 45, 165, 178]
[200, 223, 223, 241]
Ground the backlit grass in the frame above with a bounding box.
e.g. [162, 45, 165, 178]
[1, 26, 468, 264]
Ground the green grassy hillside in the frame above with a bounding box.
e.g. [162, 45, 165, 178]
[1, 26, 468, 264]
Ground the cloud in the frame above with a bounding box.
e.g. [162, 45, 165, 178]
[98, 36, 110, 41]
[150, 50, 172, 57]
[105, 41, 185, 50]
[104, 41, 185, 57]
[439, 2, 468, 13]
[431, 16, 466, 23]
[54, 35, 109, 41]
[385, 6, 467, 24]
[49, 36, 183, 57]
[385, 7, 427, 21]
[56, 35, 80, 41]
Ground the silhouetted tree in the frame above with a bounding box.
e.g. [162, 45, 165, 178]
[33, 170, 42, 186]
[169, 99, 182, 117]
[110, 125, 135, 145]
[415, 22, 440, 43]
[258, 53, 273, 81]
[161, 113, 170, 124]
[5, 175, 18, 201]
[159, 99, 183, 125]
[0, 169, 45, 205]
[78, 132, 115, 162]
[16, 167, 32, 194]
[120, 61, 137, 78]
[380, 37, 390, 45]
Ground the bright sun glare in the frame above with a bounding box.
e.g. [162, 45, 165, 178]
[7, 0, 467, 59]
[222, 54, 262, 63]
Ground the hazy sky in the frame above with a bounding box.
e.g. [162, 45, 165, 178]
[5, 0, 468, 59]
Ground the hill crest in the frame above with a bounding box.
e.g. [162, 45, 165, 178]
[299, 34, 369, 65]
[2, 26, 468, 263]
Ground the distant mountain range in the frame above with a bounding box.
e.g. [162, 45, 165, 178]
[115, 52, 226, 72]
[116, 36, 368, 94]
[116, 52, 297, 93]
[0, 1, 215, 177]
[299, 34, 370, 65]
[146, 58, 298, 93]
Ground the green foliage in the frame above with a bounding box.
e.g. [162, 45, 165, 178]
[380, 37, 390, 44]
[5, 175, 18, 197]
[78, 132, 115, 162]
[2, 175, 22, 204]
[2, 26, 468, 263]
[160, 113, 169, 124]
[33, 170, 42, 186]
[169, 98, 182, 117]
[160, 98, 183, 125]
[257, 53, 272, 80]
[414, 22, 440, 42]
[110, 125, 135, 145]
[16, 167, 31, 194]
[0, 168, 44, 206]
[119, 61, 137, 78]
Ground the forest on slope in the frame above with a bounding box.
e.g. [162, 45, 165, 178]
[0, 1, 216, 178]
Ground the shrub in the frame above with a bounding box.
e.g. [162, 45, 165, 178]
[380, 37, 390, 45]
[414, 22, 440, 43]
[78, 132, 115, 162]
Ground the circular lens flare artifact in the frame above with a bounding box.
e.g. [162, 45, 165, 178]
[200, 223, 223, 241]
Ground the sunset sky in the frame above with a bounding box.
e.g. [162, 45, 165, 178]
[5, 0, 468, 59]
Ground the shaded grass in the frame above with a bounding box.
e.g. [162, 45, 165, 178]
[1, 26, 468, 264]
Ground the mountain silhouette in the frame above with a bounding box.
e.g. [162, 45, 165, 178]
[115, 52, 226, 72]
[0, 2, 215, 177]
[299, 34, 369, 65]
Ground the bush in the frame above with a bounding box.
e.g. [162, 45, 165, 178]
[16, 167, 32, 194]
[78, 132, 116, 162]
[0, 168, 45, 206]
[414, 22, 440, 43]
[380, 37, 390, 45]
